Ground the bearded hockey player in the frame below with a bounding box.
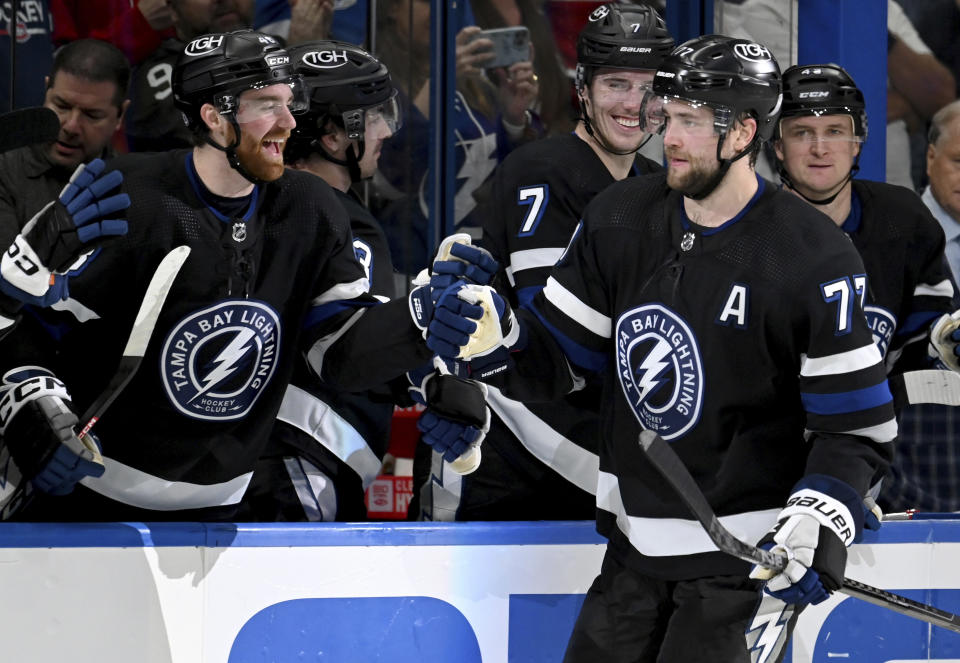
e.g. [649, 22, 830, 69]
[0, 30, 432, 521]
[415, 1, 675, 522]
[425, 35, 896, 662]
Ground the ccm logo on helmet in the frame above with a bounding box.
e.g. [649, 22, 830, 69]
[266, 55, 289, 66]
[301, 50, 349, 69]
[185, 35, 224, 56]
[733, 42, 772, 62]
[589, 5, 610, 21]
[798, 91, 830, 99]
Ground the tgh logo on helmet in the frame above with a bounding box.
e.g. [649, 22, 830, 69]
[589, 5, 610, 21]
[301, 50, 349, 69]
[733, 42, 772, 63]
[185, 35, 224, 56]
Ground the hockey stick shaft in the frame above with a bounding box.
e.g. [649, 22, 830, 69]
[889, 370, 960, 408]
[637, 430, 960, 634]
[77, 246, 191, 444]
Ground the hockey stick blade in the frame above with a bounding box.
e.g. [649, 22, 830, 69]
[637, 429, 960, 634]
[889, 370, 960, 409]
[77, 246, 192, 442]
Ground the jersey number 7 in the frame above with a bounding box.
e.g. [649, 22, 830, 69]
[517, 185, 549, 237]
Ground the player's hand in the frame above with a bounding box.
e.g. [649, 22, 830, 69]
[430, 283, 522, 361]
[929, 310, 960, 373]
[750, 476, 859, 606]
[413, 371, 489, 472]
[429, 233, 499, 295]
[0, 367, 105, 496]
[0, 158, 129, 307]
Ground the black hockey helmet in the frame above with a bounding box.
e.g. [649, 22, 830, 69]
[778, 63, 867, 141]
[575, 2, 675, 91]
[654, 34, 782, 142]
[173, 30, 305, 128]
[775, 64, 866, 206]
[285, 40, 401, 178]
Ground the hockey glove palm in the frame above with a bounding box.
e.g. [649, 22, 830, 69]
[0, 368, 105, 496]
[0, 158, 129, 307]
[750, 475, 861, 606]
[929, 310, 960, 373]
[429, 233, 499, 294]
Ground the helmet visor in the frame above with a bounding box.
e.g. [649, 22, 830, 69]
[341, 90, 403, 140]
[778, 114, 862, 145]
[232, 77, 309, 123]
[657, 95, 733, 138]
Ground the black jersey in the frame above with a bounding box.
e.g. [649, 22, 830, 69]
[846, 180, 957, 371]
[269, 186, 399, 519]
[463, 132, 662, 511]
[1, 150, 427, 520]
[508, 173, 896, 579]
[124, 38, 193, 152]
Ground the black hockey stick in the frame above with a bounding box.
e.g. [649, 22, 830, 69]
[77, 245, 192, 449]
[637, 429, 960, 634]
[889, 370, 960, 409]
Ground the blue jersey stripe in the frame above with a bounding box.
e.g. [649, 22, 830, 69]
[303, 299, 375, 331]
[526, 302, 606, 373]
[801, 381, 893, 415]
[896, 310, 940, 338]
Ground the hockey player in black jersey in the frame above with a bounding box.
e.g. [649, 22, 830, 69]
[416, 2, 675, 521]
[426, 36, 897, 662]
[0, 30, 434, 522]
[237, 41, 404, 521]
[771, 64, 960, 512]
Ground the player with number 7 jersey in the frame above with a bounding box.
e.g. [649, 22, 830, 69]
[413, 2, 673, 522]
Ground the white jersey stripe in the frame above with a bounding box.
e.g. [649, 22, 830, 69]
[80, 459, 251, 510]
[805, 417, 899, 444]
[311, 277, 370, 307]
[276, 384, 383, 489]
[914, 279, 954, 299]
[543, 276, 612, 338]
[800, 343, 882, 377]
[596, 471, 780, 557]
[506, 247, 566, 282]
[486, 385, 599, 495]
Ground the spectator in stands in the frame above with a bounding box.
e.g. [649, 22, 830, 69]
[0, 0, 54, 111]
[0, 38, 130, 245]
[125, 0, 255, 152]
[923, 100, 960, 282]
[372, 0, 543, 276]
[50, 0, 175, 66]
[255, 0, 336, 46]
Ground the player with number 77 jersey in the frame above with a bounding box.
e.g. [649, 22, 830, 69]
[429, 34, 897, 663]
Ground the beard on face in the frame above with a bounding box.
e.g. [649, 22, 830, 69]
[665, 148, 722, 197]
[233, 128, 289, 182]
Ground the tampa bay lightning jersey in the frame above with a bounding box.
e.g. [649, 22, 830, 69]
[508, 173, 896, 579]
[843, 180, 957, 371]
[0, 149, 428, 520]
[470, 132, 661, 505]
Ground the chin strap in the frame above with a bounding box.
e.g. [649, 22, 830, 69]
[686, 132, 758, 201]
[204, 115, 268, 186]
[778, 160, 859, 207]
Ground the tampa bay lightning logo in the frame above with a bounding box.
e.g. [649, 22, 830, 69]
[616, 304, 704, 439]
[160, 300, 281, 421]
[863, 305, 896, 359]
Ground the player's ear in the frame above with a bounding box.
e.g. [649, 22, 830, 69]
[773, 138, 785, 162]
[199, 102, 222, 133]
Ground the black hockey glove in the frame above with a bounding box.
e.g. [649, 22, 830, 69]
[0, 158, 129, 307]
[407, 362, 489, 474]
[0, 367, 105, 496]
[750, 475, 861, 606]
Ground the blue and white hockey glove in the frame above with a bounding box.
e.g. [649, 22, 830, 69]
[929, 310, 960, 373]
[0, 158, 129, 307]
[749, 475, 861, 606]
[410, 366, 489, 473]
[429, 233, 499, 295]
[0, 367, 105, 496]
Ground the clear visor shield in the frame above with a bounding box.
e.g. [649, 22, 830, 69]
[778, 114, 862, 146]
[342, 91, 403, 140]
[231, 76, 309, 124]
[653, 95, 734, 139]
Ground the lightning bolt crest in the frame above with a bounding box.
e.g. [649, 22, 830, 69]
[746, 598, 790, 663]
[188, 328, 257, 404]
[635, 337, 672, 402]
